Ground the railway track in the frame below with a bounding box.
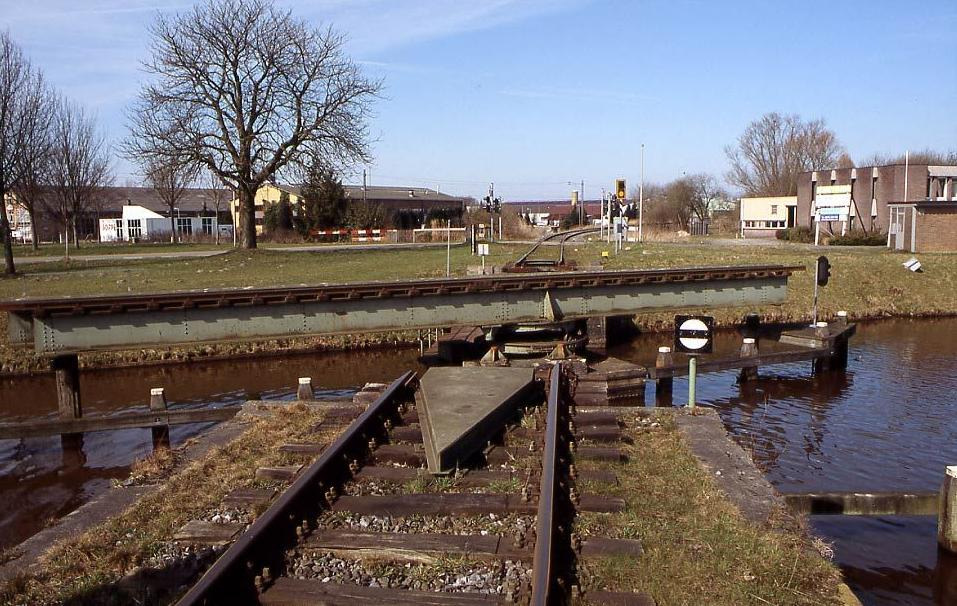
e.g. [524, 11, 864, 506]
[511, 227, 601, 271]
[175, 365, 652, 605]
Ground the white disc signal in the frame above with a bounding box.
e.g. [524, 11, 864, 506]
[678, 318, 710, 351]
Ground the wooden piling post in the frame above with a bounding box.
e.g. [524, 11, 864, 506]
[939, 466, 957, 553]
[586, 316, 608, 356]
[52, 353, 82, 421]
[832, 311, 849, 369]
[52, 353, 83, 454]
[739, 337, 758, 382]
[655, 346, 673, 407]
[297, 377, 314, 401]
[150, 387, 170, 450]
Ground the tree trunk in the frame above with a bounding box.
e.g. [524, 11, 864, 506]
[29, 206, 39, 250]
[240, 186, 257, 249]
[170, 213, 177, 244]
[0, 192, 16, 275]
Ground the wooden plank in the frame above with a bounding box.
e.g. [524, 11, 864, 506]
[581, 537, 644, 557]
[223, 487, 276, 508]
[576, 447, 623, 462]
[260, 577, 501, 605]
[355, 466, 538, 489]
[279, 443, 326, 456]
[580, 494, 626, 513]
[575, 410, 620, 426]
[372, 444, 426, 467]
[0, 405, 241, 439]
[390, 425, 423, 443]
[303, 530, 531, 562]
[647, 348, 835, 379]
[255, 465, 303, 482]
[173, 520, 243, 545]
[332, 493, 536, 516]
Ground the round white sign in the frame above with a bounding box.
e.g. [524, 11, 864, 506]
[678, 318, 710, 351]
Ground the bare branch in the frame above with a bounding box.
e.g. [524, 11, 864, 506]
[125, 0, 381, 249]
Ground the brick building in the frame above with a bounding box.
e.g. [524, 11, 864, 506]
[796, 163, 956, 251]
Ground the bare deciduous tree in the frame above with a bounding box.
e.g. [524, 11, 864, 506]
[725, 112, 844, 197]
[125, 0, 380, 249]
[42, 101, 113, 259]
[143, 158, 199, 243]
[0, 32, 52, 274]
[859, 149, 957, 167]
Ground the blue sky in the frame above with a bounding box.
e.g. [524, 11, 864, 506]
[1, 0, 955, 200]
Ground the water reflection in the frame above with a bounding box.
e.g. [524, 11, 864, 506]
[0, 346, 422, 550]
[610, 318, 957, 606]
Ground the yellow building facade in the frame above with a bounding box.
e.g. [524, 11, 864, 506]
[231, 183, 301, 234]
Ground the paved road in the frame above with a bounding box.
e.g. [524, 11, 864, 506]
[13, 241, 462, 265]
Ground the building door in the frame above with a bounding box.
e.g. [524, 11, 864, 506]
[786, 206, 796, 228]
[889, 207, 906, 250]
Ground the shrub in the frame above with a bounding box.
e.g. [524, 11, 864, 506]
[775, 226, 814, 243]
[829, 232, 887, 246]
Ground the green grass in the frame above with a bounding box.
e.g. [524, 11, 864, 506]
[575, 414, 843, 605]
[11, 242, 228, 258]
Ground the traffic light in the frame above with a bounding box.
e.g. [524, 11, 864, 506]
[816, 255, 831, 287]
[615, 178, 626, 201]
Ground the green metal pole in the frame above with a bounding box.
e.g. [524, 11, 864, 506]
[688, 356, 697, 410]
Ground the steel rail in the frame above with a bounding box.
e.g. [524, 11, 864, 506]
[514, 227, 599, 268]
[0, 264, 802, 319]
[175, 370, 416, 606]
[531, 362, 565, 605]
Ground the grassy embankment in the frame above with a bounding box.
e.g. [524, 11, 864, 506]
[0, 404, 329, 606]
[576, 413, 844, 605]
[1, 241, 954, 373]
[10, 242, 228, 258]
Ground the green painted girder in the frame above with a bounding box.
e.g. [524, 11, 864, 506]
[1, 265, 799, 352]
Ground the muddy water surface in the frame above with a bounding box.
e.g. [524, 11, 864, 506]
[0, 347, 421, 551]
[611, 317, 957, 606]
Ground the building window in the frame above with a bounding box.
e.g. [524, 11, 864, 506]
[770, 205, 778, 215]
[176, 217, 192, 235]
[128, 219, 142, 240]
[115, 219, 122, 232]
[202, 217, 214, 236]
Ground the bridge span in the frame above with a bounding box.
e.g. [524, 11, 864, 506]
[0, 264, 801, 353]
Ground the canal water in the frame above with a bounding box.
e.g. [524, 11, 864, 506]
[610, 317, 957, 606]
[0, 347, 421, 551]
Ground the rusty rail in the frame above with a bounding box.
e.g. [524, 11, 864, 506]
[513, 226, 600, 269]
[531, 362, 568, 605]
[175, 370, 416, 606]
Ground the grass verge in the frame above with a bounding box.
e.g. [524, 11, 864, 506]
[0, 404, 328, 606]
[575, 414, 843, 605]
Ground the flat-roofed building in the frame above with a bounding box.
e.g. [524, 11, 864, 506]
[231, 183, 466, 233]
[796, 163, 956, 251]
[739, 196, 797, 238]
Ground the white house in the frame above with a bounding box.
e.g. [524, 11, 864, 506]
[99, 205, 225, 242]
[739, 196, 797, 238]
